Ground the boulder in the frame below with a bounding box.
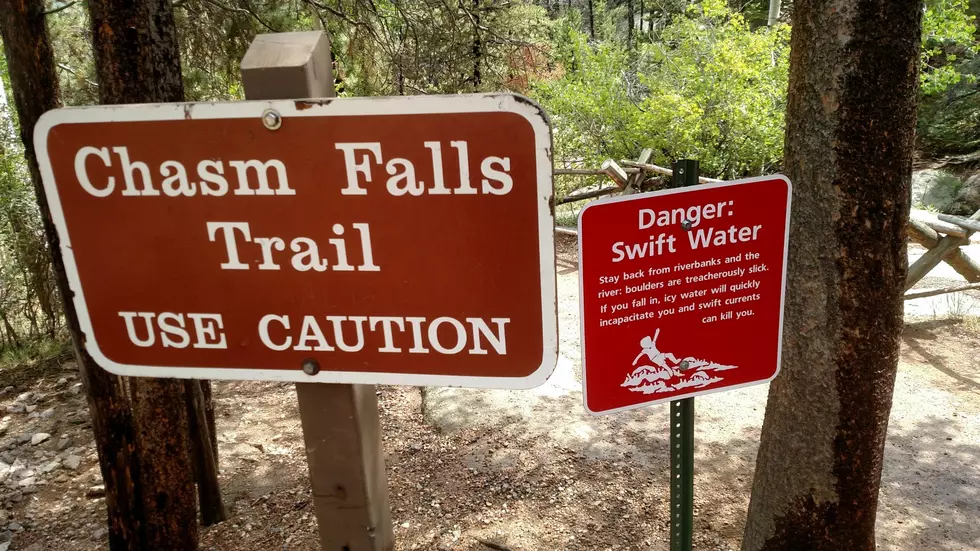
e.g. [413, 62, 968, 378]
[949, 172, 980, 215]
[912, 169, 964, 211]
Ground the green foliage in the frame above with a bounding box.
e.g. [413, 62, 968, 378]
[534, 0, 790, 184]
[636, 1, 790, 177]
[0, 47, 63, 352]
[921, 0, 978, 95]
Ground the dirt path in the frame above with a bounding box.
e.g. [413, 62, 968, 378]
[0, 235, 977, 550]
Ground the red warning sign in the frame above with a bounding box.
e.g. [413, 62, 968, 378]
[578, 176, 791, 414]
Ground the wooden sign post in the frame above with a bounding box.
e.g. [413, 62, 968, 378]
[240, 31, 394, 550]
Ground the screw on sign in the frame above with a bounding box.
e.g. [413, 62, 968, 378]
[33, 93, 558, 388]
[577, 173, 792, 414]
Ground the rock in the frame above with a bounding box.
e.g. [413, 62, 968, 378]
[30, 434, 49, 446]
[64, 455, 82, 471]
[68, 384, 82, 396]
[7, 522, 22, 532]
[24, 405, 36, 414]
[16, 477, 34, 488]
[61, 361, 77, 372]
[0, 541, 8, 551]
[13, 435, 29, 446]
[39, 408, 54, 419]
[86, 485, 105, 499]
[40, 461, 59, 474]
[2, 407, 23, 415]
[14, 393, 33, 405]
[54, 474, 68, 484]
[55, 378, 67, 387]
[93, 528, 106, 540]
[912, 169, 964, 211]
[0, 530, 10, 543]
[950, 172, 980, 215]
[0, 454, 11, 465]
[56, 438, 71, 451]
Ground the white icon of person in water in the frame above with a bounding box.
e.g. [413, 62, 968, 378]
[632, 328, 681, 369]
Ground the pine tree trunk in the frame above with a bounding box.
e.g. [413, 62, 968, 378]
[0, 2, 146, 549]
[202, 381, 218, 460]
[767, 0, 782, 26]
[626, 0, 634, 49]
[587, 0, 595, 38]
[742, 0, 922, 549]
[472, 0, 482, 87]
[86, 0, 199, 548]
[185, 380, 229, 525]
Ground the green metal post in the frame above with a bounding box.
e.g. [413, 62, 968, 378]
[669, 159, 698, 551]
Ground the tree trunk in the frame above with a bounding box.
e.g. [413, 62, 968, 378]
[86, 0, 199, 548]
[472, 0, 482, 88]
[742, 0, 922, 549]
[185, 380, 228, 525]
[626, 0, 634, 49]
[587, 0, 595, 38]
[202, 381, 218, 461]
[638, 0, 643, 33]
[767, 0, 782, 26]
[0, 2, 148, 550]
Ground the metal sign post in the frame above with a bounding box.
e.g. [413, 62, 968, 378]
[669, 159, 698, 551]
[578, 157, 792, 546]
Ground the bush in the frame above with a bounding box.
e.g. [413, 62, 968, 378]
[533, 0, 790, 189]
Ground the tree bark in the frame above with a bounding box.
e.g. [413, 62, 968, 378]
[767, 0, 782, 26]
[185, 380, 228, 525]
[742, 0, 922, 549]
[202, 381, 218, 461]
[471, 0, 482, 87]
[0, 2, 147, 550]
[626, 0, 634, 49]
[587, 0, 594, 38]
[86, 0, 199, 548]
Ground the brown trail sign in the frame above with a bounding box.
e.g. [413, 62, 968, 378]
[33, 30, 557, 550]
[32, 60, 557, 389]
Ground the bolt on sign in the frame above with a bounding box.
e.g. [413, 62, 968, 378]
[578, 176, 792, 414]
[34, 94, 558, 388]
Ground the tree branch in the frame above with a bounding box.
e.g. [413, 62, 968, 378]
[44, 1, 77, 15]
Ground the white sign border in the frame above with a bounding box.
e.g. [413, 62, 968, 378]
[34, 93, 558, 390]
[577, 175, 793, 415]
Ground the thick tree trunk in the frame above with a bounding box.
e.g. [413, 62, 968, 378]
[0, 2, 146, 550]
[86, 0, 200, 548]
[742, 0, 922, 549]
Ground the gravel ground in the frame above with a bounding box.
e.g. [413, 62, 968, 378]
[424, 235, 980, 550]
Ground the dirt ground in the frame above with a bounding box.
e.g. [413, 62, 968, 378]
[1, 236, 978, 550]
